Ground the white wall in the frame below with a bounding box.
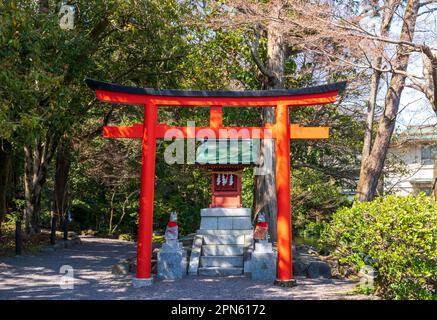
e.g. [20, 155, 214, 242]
[384, 143, 434, 196]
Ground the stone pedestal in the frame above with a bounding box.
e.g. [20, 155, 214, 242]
[157, 242, 187, 279]
[199, 208, 252, 230]
[189, 208, 253, 276]
[250, 241, 277, 282]
[132, 277, 153, 288]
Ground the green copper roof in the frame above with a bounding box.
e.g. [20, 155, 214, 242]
[195, 139, 260, 165]
[410, 178, 433, 183]
[401, 126, 437, 142]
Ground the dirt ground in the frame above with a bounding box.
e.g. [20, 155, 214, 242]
[0, 237, 376, 300]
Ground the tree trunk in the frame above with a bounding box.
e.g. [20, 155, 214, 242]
[361, 71, 380, 161]
[357, 0, 420, 202]
[108, 189, 116, 235]
[253, 2, 285, 243]
[0, 140, 12, 234]
[24, 149, 43, 234]
[420, 47, 437, 198]
[23, 135, 58, 234]
[50, 209, 56, 245]
[359, 0, 399, 182]
[53, 138, 71, 238]
[421, 49, 437, 113]
[15, 219, 22, 255]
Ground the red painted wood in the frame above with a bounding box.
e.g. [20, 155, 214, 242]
[211, 174, 242, 208]
[211, 196, 242, 208]
[103, 124, 143, 138]
[275, 104, 293, 281]
[91, 85, 342, 283]
[103, 123, 329, 140]
[155, 124, 273, 139]
[213, 174, 238, 192]
[290, 124, 330, 139]
[136, 103, 157, 280]
[95, 89, 339, 107]
[210, 106, 223, 129]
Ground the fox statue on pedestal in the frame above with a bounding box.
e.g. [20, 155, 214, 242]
[254, 211, 268, 241]
[164, 212, 178, 245]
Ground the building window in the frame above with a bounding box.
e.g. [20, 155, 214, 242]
[416, 186, 433, 196]
[421, 145, 437, 165]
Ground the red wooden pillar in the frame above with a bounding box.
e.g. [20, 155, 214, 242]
[135, 102, 158, 284]
[275, 103, 294, 283]
[210, 106, 223, 129]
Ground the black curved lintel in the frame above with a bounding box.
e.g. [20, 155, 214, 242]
[85, 78, 347, 98]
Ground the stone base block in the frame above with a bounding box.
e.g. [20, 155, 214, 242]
[200, 208, 251, 217]
[188, 235, 203, 275]
[132, 277, 153, 288]
[232, 217, 252, 230]
[250, 252, 277, 282]
[198, 267, 243, 276]
[202, 244, 244, 256]
[199, 208, 253, 230]
[203, 234, 245, 245]
[200, 217, 218, 230]
[254, 242, 273, 253]
[200, 255, 243, 268]
[161, 241, 183, 251]
[199, 216, 252, 230]
[157, 249, 187, 280]
[274, 279, 297, 287]
[197, 229, 253, 236]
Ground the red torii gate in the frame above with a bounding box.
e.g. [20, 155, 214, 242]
[86, 79, 346, 286]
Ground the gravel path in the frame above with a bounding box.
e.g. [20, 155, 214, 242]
[0, 237, 374, 300]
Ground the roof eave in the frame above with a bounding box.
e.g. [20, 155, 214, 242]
[85, 78, 347, 98]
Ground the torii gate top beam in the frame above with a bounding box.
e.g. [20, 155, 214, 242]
[85, 79, 346, 107]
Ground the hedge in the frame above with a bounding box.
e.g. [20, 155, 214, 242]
[320, 194, 437, 300]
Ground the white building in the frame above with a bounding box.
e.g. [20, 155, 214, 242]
[384, 126, 437, 196]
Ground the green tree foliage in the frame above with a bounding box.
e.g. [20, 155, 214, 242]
[292, 167, 349, 237]
[65, 2, 266, 236]
[0, 0, 137, 233]
[321, 194, 437, 300]
[0, 0, 203, 234]
[0, 0, 364, 243]
[290, 101, 363, 236]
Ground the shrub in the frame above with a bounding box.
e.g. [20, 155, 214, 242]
[320, 194, 437, 300]
[81, 229, 97, 236]
[118, 233, 133, 241]
[302, 220, 327, 239]
[292, 167, 350, 235]
[152, 234, 166, 244]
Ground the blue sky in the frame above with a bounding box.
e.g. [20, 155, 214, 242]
[385, 2, 436, 130]
[357, 1, 437, 131]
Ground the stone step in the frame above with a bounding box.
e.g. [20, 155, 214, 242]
[202, 244, 244, 256]
[200, 208, 251, 217]
[200, 216, 252, 230]
[203, 234, 245, 245]
[198, 267, 243, 276]
[197, 229, 253, 236]
[200, 255, 244, 267]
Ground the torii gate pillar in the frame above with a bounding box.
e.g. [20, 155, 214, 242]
[275, 104, 293, 283]
[134, 103, 157, 286]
